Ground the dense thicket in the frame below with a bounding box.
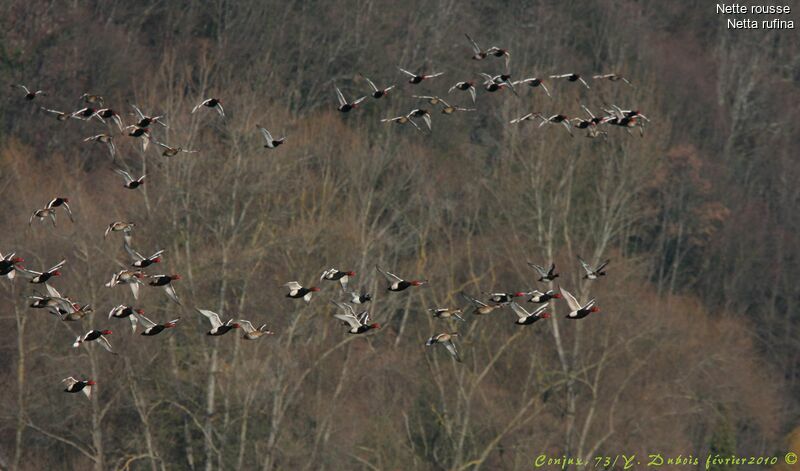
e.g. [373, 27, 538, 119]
[0, 1, 798, 469]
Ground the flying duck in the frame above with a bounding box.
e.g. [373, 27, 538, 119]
[361, 75, 395, 98]
[331, 300, 379, 334]
[509, 302, 550, 325]
[284, 281, 320, 302]
[398, 67, 444, 84]
[335, 86, 366, 112]
[196, 309, 241, 336]
[320, 268, 356, 291]
[62, 377, 95, 399]
[426, 332, 462, 362]
[257, 125, 286, 149]
[578, 256, 610, 280]
[560, 287, 600, 319]
[528, 262, 559, 282]
[192, 98, 225, 117]
[376, 266, 427, 291]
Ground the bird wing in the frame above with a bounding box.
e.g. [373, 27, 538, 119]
[129, 282, 140, 300]
[191, 101, 203, 113]
[460, 291, 488, 308]
[397, 67, 416, 77]
[135, 313, 156, 329]
[445, 340, 462, 362]
[577, 256, 593, 274]
[147, 249, 165, 260]
[238, 320, 256, 334]
[333, 313, 361, 330]
[97, 335, 115, 353]
[215, 103, 225, 117]
[352, 96, 367, 105]
[468, 86, 476, 103]
[540, 82, 551, 96]
[257, 125, 274, 144]
[131, 104, 146, 120]
[164, 284, 181, 305]
[334, 86, 346, 106]
[331, 299, 356, 318]
[560, 287, 581, 312]
[196, 309, 223, 329]
[465, 33, 482, 54]
[531, 303, 549, 317]
[48, 259, 67, 273]
[284, 281, 303, 291]
[528, 263, 547, 277]
[509, 302, 531, 319]
[41, 107, 66, 116]
[114, 168, 134, 183]
[362, 76, 378, 92]
[124, 242, 144, 261]
[45, 283, 62, 298]
[128, 315, 138, 333]
[422, 113, 432, 131]
[595, 259, 610, 273]
[62, 377, 78, 388]
[375, 266, 403, 284]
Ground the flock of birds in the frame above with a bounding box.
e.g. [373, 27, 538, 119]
[4, 33, 631, 400]
[336, 34, 649, 137]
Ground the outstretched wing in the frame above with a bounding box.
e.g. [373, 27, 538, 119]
[528, 262, 547, 277]
[47, 259, 67, 273]
[164, 284, 181, 305]
[362, 75, 378, 92]
[331, 299, 356, 318]
[444, 340, 462, 362]
[577, 256, 593, 275]
[460, 291, 488, 308]
[284, 281, 303, 291]
[334, 86, 346, 106]
[257, 125, 273, 143]
[134, 313, 156, 329]
[97, 335, 115, 354]
[464, 33, 482, 54]
[375, 266, 403, 284]
[560, 287, 581, 312]
[196, 308, 223, 329]
[333, 313, 361, 330]
[238, 320, 256, 334]
[509, 301, 531, 319]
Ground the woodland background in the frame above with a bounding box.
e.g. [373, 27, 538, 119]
[0, 1, 798, 470]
